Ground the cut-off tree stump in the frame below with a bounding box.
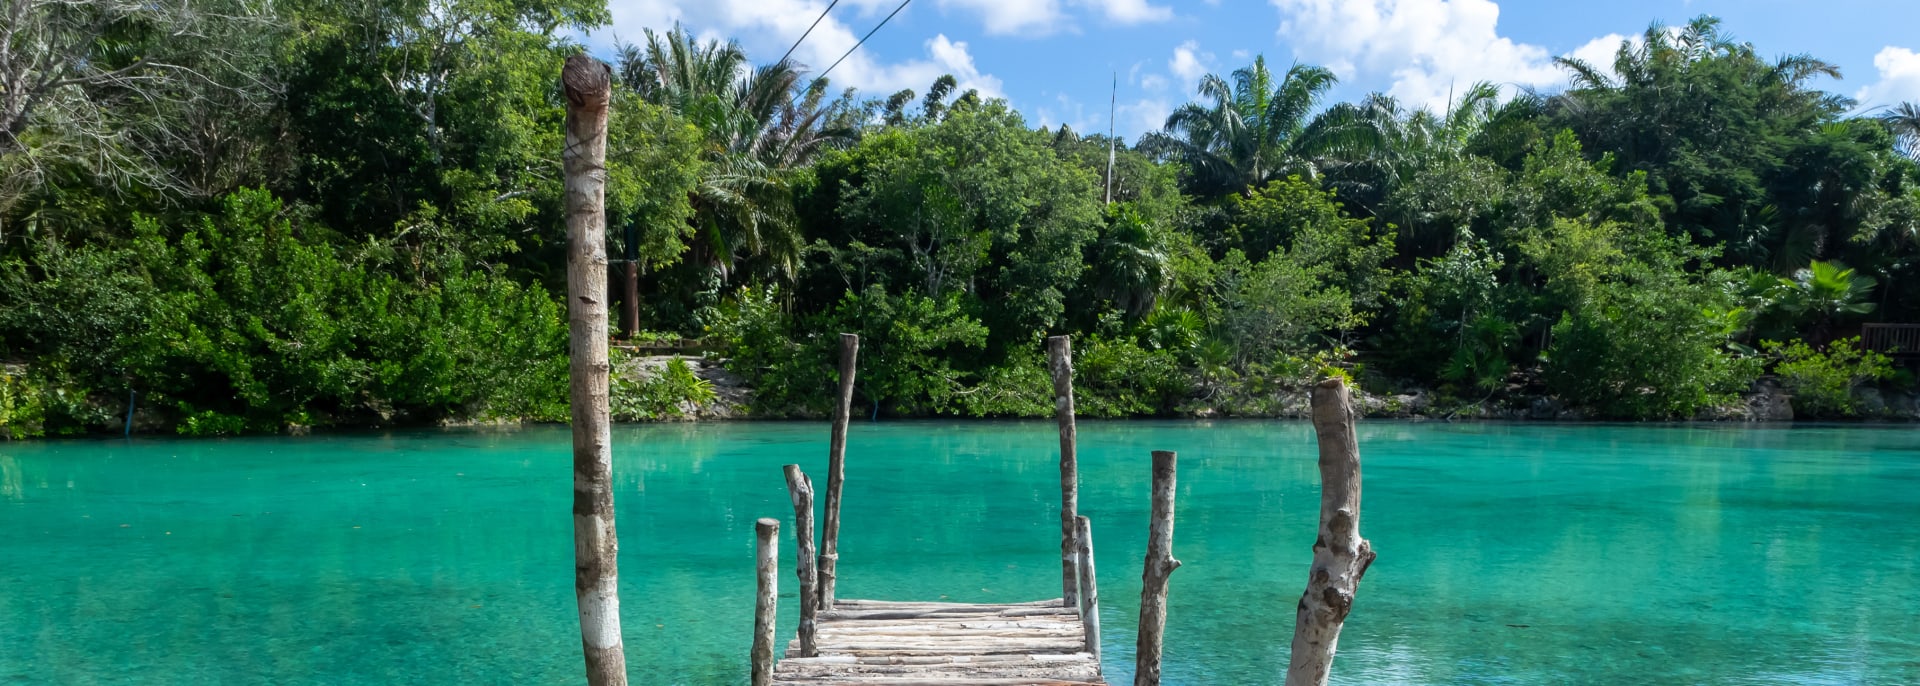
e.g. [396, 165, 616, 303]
[1134, 450, 1180, 686]
[784, 465, 819, 657]
[820, 333, 858, 610]
[1048, 335, 1080, 606]
[1284, 377, 1375, 686]
[1074, 515, 1102, 664]
[752, 518, 780, 686]
[561, 52, 626, 686]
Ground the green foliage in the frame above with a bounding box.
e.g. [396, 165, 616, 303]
[1763, 337, 1895, 417]
[7, 8, 1920, 433]
[1073, 336, 1190, 417]
[1545, 276, 1760, 419]
[611, 354, 717, 420]
[0, 370, 46, 439]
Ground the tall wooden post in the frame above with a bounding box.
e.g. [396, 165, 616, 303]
[561, 53, 626, 686]
[783, 465, 819, 657]
[621, 223, 640, 339]
[819, 333, 858, 609]
[1047, 335, 1079, 605]
[1073, 515, 1101, 664]
[1134, 450, 1180, 686]
[751, 518, 780, 686]
[1285, 378, 1375, 686]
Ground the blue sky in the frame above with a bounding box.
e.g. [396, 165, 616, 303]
[590, 0, 1920, 141]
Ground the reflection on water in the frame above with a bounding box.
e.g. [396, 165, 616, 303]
[0, 422, 1916, 684]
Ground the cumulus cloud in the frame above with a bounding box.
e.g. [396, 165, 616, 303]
[1168, 40, 1213, 94]
[1269, 0, 1620, 109]
[601, 0, 1001, 100]
[1856, 46, 1920, 108]
[936, 0, 1172, 35]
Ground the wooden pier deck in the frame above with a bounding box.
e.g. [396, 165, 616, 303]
[749, 336, 1119, 686]
[771, 599, 1104, 685]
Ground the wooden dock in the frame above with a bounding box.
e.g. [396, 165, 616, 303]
[770, 599, 1104, 685]
[750, 335, 1115, 686]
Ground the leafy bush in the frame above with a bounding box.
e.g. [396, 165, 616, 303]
[611, 354, 717, 420]
[1074, 336, 1189, 417]
[1545, 278, 1759, 419]
[1763, 337, 1895, 417]
[1, 369, 45, 439]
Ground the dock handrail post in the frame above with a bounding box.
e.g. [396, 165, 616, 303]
[751, 518, 780, 686]
[783, 465, 819, 657]
[1073, 514, 1101, 664]
[1134, 450, 1180, 686]
[561, 53, 627, 686]
[1284, 378, 1375, 686]
[1047, 335, 1080, 606]
[820, 333, 859, 610]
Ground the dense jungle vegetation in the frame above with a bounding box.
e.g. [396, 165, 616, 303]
[2, 2, 1916, 436]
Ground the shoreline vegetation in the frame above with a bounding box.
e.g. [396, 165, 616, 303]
[4, 7, 1919, 439]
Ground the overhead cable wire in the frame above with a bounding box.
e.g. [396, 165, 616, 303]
[778, 0, 842, 67]
[815, 0, 914, 86]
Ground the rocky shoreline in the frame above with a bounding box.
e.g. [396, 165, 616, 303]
[626, 355, 1920, 424]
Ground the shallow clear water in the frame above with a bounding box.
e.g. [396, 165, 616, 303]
[3, 421, 1918, 685]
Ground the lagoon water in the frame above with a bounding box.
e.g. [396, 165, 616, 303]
[3, 421, 1918, 684]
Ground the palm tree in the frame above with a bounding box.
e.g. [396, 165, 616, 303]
[1882, 102, 1920, 160]
[1140, 56, 1337, 196]
[1090, 206, 1170, 319]
[1775, 260, 1878, 343]
[613, 26, 857, 278]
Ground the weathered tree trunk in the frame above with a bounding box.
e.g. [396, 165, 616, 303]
[1047, 335, 1079, 605]
[752, 518, 780, 686]
[1073, 514, 1101, 664]
[561, 52, 626, 686]
[784, 464, 819, 657]
[1134, 450, 1180, 686]
[1285, 378, 1375, 686]
[819, 333, 859, 609]
[621, 261, 639, 339]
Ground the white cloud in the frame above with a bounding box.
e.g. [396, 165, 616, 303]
[936, 0, 1172, 36]
[600, 0, 1002, 100]
[1856, 46, 1920, 108]
[1119, 98, 1172, 139]
[1269, 0, 1611, 110]
[1169, 40, 1213, 94]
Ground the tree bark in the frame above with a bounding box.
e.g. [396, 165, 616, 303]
[752, 518, 780, 686]
[1073, 515, 1101, 664]
[1047, 335, 1079, 605]
[820, 333, 859, 610]
[784, 464, 820, 658]
[621, 260, 639, 340]
[1134, 450, 1180, 686]
[562, 52, 626, 686]
[1285, 378, 1375, 686]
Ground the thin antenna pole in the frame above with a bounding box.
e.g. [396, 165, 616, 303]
[1106, 72, 1117, 206]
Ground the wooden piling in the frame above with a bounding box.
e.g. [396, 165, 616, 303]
[820, 333, 859, 610]
[1134, 450, 1180, 686]
[752, 518, 780, 686]
[561, 52, 626, 686]
[1047, 335, 1079, 605]
[783, 465, 819, 658]
[1285, 378, 1375, 686]
[1073, 515, 1101, 664]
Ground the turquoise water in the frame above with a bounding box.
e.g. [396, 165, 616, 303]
[3, 421, 1918, 684]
